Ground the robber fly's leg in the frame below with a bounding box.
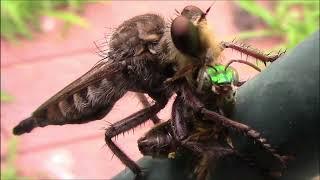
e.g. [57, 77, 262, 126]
[182, 141, 237, 180]
[135, 92, 161, 124]
[164, 63, 198, 84]
[220, 41, 285, 63]
[105, 99, 168, 177]
[200, 109, 289, 171]
[180, 84, 288, 170]
[171, 95, 189, 141]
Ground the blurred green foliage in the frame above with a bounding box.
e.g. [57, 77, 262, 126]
[236, 0, 320, 49]
[1, 90, 13, 102]
[1, 0, 90, 42]
[0, 137, 30, 180]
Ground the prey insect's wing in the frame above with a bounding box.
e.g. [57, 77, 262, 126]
[13, 60, 128, 135]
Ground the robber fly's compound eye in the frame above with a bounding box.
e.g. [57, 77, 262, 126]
[171, 16, 200, 57]
[181, 5, 204, 20]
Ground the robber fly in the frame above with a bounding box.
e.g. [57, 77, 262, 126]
[13, 4, 287, 179]
[138, 65, 290, 180]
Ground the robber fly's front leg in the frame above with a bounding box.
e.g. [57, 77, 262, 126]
[105, 97, 168, 178]
[220, 41, 285, 64]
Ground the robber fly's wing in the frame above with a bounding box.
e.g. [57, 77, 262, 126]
[13, 13, 168, 135]
[13, 60, 128, 135]
[35, 60, 117, 111]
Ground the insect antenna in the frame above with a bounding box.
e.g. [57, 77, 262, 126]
[225, 59, 262, 72]
[198, 1, 216, 23]
[205, 64, 218, 72]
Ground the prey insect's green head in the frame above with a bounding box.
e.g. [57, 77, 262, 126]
[206, 65, 235, 85]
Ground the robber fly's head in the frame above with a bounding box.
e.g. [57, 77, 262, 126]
[171, 5, 213, 58]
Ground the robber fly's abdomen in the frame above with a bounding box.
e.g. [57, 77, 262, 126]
[13, 75, 128, 135]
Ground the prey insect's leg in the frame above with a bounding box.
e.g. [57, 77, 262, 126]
[220, 41, 285, 63]
[105, 99, 168, 176]
[225, 59, 262, 72]
[135, 93, 161, 124]
[180, 84, 288, 170]
[225, 59, 262, 87]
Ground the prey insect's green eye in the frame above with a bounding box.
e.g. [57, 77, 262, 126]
[206, 65, 235, 85]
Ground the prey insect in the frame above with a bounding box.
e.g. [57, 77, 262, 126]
[138, 64, 290, 180]
[13, 4, 288, 180]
